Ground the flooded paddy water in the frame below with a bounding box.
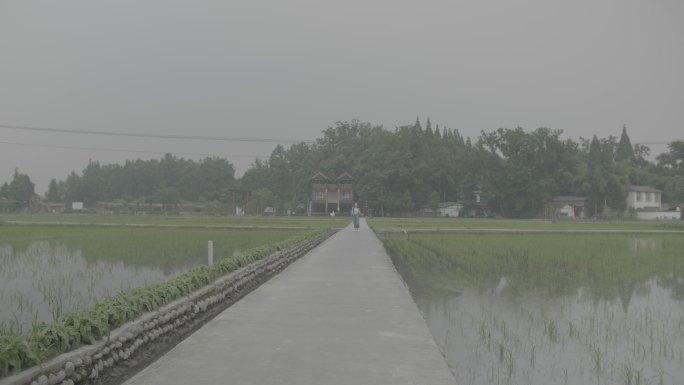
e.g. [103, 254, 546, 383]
[0, 225, 307, 334]
[382, 232, 684, 385]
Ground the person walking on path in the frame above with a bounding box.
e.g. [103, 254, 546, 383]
[351, 202, 361, 230]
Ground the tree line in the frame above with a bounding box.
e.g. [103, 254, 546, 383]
[241, 119, 683, 217]
[2, 119, 683, 217]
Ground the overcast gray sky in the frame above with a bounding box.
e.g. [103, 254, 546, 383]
[1, 0, 683, 193]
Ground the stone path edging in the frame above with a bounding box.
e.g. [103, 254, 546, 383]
[0, 230, 335, 385]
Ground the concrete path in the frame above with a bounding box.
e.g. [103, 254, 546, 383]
[123, 219, 455, 385]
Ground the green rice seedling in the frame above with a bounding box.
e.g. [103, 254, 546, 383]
[657, 368, 665, 385]
[546, 319, 558, 343]
[624, 365, 635, 385]
[505, 349, 515, 380]
[380, 229, 684, 385]
[568, 321, 575, 339]
[592, 347, 604, 373]
[530, 345, 535, 368]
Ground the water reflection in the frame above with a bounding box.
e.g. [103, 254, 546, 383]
[629, 238, 662, 253]
[385, 234, 684, 385]
[0, 241, 189, 333]
[0, 226, 304, 333]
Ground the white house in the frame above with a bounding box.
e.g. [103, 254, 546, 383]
[627, 186, 662, 210]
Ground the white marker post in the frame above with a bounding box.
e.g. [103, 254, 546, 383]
[208, 240, 214, 266]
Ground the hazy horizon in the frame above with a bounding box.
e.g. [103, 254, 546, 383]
[2, 0, 683, 193]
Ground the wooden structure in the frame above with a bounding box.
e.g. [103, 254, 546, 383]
[309, 172, 354, 215]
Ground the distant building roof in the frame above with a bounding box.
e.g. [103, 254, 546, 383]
[629, 185, 662, 193]
[310, 172, 330, 182]
[310, 172, 353, 183]
[551, 196, 586, 208]
[438, 202, 462, 208]
[552, 196, 586, 202]
[336, 172, 354, 181]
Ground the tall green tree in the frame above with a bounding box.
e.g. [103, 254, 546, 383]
[245, 188, 276, 215]
[63, 171, 83, 204]
[657, 140, 684, 172]
[664, 175, 684, 206]
[0, 169, 35, 206]
[615, 125, 634, 163]
[477, 127, 578, 217]
[582, 135, 629, 216]
[195, 157, 236, 202]
[45, 179, 64, 202]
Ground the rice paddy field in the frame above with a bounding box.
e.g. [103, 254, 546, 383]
[373, 219, 684, 385]
[0, 214, 343, 336]
[370, 217, 684, 232]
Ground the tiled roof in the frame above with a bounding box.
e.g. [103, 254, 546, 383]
[629, 185, 662, 193]
[552, 196, 586, 202]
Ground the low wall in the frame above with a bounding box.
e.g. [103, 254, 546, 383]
[0, 230, 335, 385]
[636, 211, 682, 220]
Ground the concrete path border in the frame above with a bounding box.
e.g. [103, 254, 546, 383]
[123, 218, 455, 384]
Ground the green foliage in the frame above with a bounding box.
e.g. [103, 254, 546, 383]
[580, 135, 631, 216]
[0, 169, 35, 207]
[48, 154, 236, 206]
[238, 119, 675, 218]
[45, 179, 63, 202]
[245, 188, 277, 215]
[0, 333, 41, 375]
[663, 175, 684, 205]
[657, 140, 684, 172]
[615, 125, 634, 163]
[478, 127, 579, 217]
[7, 118, 681, 218]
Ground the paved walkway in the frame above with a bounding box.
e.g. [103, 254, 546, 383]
[123, 219, 455, 385]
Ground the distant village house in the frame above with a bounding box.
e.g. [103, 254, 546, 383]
[627, 185, 662, 211]
[550, 196, 586, 219]
[309, 172, 354, 215]
[628, 185, 682, 220]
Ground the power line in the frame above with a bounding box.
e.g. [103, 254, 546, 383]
[0, 123, 314, 144]
[2, 122, 673, 147]
[0, 140, 270, 159]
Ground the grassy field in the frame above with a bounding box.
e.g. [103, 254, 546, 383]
[5, 214, 682, 232]
[0, 213, 350, 229]
[368, 216, 684, 232]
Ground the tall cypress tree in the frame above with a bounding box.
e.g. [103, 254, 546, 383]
[413, 116, 422, 132]
[616, 124, 634, 162]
